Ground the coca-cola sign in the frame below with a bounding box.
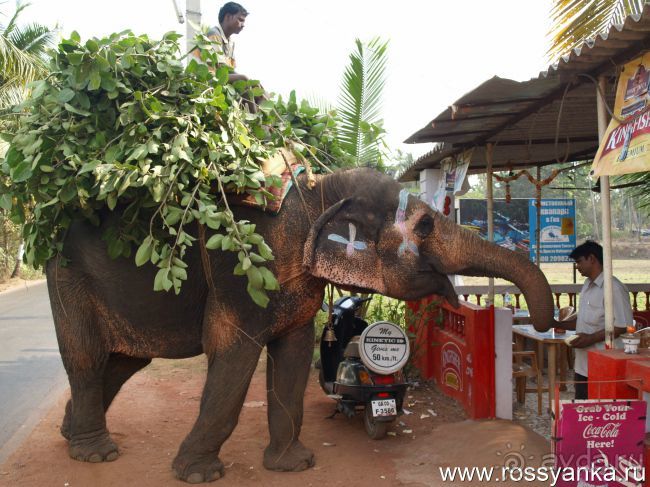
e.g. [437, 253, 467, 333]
[554, 400, 646, 487]
[582, 422, 620, 440]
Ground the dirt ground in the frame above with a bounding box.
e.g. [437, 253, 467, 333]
[0, 353, 552, 487]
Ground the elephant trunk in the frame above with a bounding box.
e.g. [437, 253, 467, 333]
[428, 215, 556, 332]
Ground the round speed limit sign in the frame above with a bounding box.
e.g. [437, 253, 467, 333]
[359, 321, 410, 375]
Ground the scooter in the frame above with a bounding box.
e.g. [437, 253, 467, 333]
[317, 295, 410, 439]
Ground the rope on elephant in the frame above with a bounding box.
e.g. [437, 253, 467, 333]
[197, 225, 217, 292]
[280, 150, 314, 226]
[53, 254, 70, 321]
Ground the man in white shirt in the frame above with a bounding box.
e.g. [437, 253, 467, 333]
[557, 241, 633, 399]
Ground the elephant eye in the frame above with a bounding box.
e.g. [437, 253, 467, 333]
[413, 214, 434, 238]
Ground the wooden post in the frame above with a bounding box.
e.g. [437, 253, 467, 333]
[486, 143, 494, 306]
[536, 165, 542, 267]
[596, 75, 615, 348]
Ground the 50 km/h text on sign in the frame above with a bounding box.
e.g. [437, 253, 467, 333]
[359, 321, 410, 375]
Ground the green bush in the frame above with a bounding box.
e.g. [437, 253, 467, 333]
[1, 31, 348, 305]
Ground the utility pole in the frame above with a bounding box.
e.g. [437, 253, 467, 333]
[185, 0, 202, 54]
[171, 1, 202, 54]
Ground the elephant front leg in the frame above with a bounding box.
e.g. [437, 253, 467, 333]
[66, 376, 119, 463]
[172, 337, 261, 483]
[263, 323, 316, 472]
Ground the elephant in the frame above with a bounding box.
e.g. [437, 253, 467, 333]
[46, 167, 555, 483]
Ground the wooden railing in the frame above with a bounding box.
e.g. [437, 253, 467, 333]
[456, 283, 650, 313]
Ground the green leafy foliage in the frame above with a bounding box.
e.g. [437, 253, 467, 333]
[0, 30, 346, 305]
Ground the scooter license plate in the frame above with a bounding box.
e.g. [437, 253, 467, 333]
[371, 399, 396, 417]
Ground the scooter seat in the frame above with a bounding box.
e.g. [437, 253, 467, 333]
[343, 336, 361, 359]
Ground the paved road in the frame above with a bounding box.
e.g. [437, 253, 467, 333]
[0, 280, 67, 464]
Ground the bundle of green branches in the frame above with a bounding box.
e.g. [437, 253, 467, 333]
[0, 30, 349, 306]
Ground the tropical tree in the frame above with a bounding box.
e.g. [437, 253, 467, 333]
[337, 37, 388, 168]
[1, 1, 56, 110]
[387, 148, 414, 179]
[0, 1, 56, 278]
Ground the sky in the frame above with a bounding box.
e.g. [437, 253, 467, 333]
[13, 0, 552, 159]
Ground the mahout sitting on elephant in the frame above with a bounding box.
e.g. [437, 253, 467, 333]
[47, 168, 555, 483]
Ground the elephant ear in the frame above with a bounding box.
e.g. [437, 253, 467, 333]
[303, 198, 386, 293]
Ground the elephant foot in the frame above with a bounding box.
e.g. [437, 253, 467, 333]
[263, 440, 315, 472]
[172, 453, 225, 484]
[69, 429, 119, 463]
[60, 400, 72, 440]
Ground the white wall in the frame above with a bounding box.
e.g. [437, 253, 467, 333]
[494, 307, 513, 420]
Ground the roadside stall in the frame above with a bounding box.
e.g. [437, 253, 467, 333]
[402, 6, 650, 485]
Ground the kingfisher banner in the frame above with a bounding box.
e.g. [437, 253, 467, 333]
[591, 53, 650, 177]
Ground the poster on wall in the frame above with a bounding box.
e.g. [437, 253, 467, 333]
[458, 199, 530, 258]
[554, 400, 645, 487]
[458, 198, 577, 262]
[528, 199, 576, 263]
[591, 53, 650, 177]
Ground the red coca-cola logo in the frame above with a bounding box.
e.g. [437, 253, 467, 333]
[582, 422, 621, 439]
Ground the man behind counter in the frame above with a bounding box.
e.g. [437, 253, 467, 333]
[555, 240, 633, 400]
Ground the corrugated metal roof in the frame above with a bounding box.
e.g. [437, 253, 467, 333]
[399, 5, 650, 182]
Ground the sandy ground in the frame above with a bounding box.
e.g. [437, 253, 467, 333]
[0, 353, 552, 487]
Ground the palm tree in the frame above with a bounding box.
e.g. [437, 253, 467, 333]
[337, 37, 388, 168]
[547, 0, 645, 62]
[0, 1, 56, 278]
[1, 1, 56, 110]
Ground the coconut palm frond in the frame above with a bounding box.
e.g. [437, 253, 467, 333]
[337, 37, 388, 167]
[547, 0, 645, 63]
[0, 74, 27, 109]
[307, 93, 334, 116]
[0, 34, 46, 84]
[8, 22, 57, 55]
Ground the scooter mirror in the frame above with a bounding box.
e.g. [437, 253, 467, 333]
[321, 302, 329, 313]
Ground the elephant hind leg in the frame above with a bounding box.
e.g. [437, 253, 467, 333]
[48, 263, 132, 462]
[61, 354, 151, 441]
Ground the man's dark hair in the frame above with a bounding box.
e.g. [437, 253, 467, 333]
[569, 240, 604, 265]
[219, 2, 248, 23]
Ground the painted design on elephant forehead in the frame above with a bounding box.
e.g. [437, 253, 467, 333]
[327, 223, 368, 257]
[395, 189, 419, 257]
